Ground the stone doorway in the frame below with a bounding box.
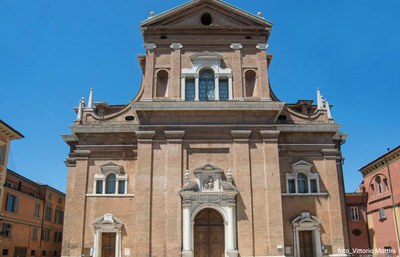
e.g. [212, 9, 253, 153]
[299, 231, 314, 257]
[101, 233, 116, 257]
[194, 208, 225, 257]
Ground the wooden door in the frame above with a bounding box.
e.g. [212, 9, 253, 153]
[194, 209, 224, 257]
[299, 231, 314, 257]
[102, 233, 116, 257]
[14, 247, 27, 257]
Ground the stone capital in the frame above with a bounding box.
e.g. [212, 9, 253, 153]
[260, 130, 280, 142]
[135, 131, 156, 143]
[230, 43, 243, 50]
[170, 43, 183, 49]
[231, 130, 251, 141]
[165, 130, 185, 142]
[256, 43, 269, 50]
[144, 43, 157, 50]
[74, 150, 91, 158]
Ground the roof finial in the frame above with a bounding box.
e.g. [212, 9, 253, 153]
[316, 87, 324, 110]
[324, 99, 333, 119]
[75, 97, 85, 122]
[149, 11, 155, 18]
[87, 88, 94, 110]
[257, 12, 263, 18]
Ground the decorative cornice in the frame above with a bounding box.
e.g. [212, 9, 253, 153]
[321, 149, 340, 160]
[360, 145, 400, 175]
[65, 157, 76, 167]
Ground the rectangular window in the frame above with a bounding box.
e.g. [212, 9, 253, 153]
[1, 223, 11, 238]
[310, 179, 318, 193]
[30, 250, 35, 256]
[5, 194, 18, 213]
[96, 180, 103, 194]
[351, 207, 360, 221]
[55, 210, 63, 224]
[371, 184, 375, 195]
[53, 252, 57, 257]
[58, 197, 62, 204]
[185, 79, 195, 101]
[32, 227, 38, 240]
[41, 229, 50, 241]
[288, 179, 295, 193]
[34, 203, 41, 218]
[0, 145, 6, 166]
[219, 79, 229, 100]
[2, 249, 8, 256]
[379, 208, 386, 220]
[45, 205, 52, 221]
[54, 232, 63, 243]
[42, 251, 46, 256]
[118, 180, 126, 194]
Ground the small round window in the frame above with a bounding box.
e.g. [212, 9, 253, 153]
[201, 13, 212, 26]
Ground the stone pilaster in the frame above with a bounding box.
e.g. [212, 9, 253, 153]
[321, 148, 350, 254]
[142, 44, 156, 100]
[256, 47, 271, 100]
[230, 44, 243, 99]
[231, 130, 253, 256]
[165, 131, 185, 256]
[61, 150, 91, 257]
[260, 130, 285, 256]
[170, 43, 183, 100]
[134, 131, 155, 257]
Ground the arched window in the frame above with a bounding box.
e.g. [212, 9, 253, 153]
[245, 70, 257, 97]
[93, 162, 128, 196]
[285, 160, 322, 195]
[106, 174, 116, 194]
[156, 70, 168, 97]
[199, 70, 215, 101]
[297, 173, 308, 193]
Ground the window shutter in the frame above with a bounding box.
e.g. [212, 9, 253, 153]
[14, 196, 19, 213]
[5, 194, 9, 211]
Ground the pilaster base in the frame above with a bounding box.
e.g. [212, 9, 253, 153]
[182, 250, 194, 257]
[226, 249, 238, 257]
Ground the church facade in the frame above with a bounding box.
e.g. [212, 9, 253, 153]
[61, 1, 349, 257]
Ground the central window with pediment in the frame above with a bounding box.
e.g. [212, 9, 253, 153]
[181, 51, 233, 101]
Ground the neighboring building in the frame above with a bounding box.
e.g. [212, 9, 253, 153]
[345, 189, 370, 255]
[0, 120, 24, 211]
[62, 1, 349, 257]
[359, 146, 400, 256]
[1, 169, 65, 257]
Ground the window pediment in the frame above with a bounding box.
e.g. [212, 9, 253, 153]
[100, 162, 124, 175]
[191, 51, 223, 61]
[93, 213, 123, 229]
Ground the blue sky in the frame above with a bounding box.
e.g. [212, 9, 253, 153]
[1, 0, 399, 193]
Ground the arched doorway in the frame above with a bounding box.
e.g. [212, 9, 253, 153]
[194, 208, 225, 257]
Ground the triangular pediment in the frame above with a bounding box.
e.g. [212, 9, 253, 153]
[141, 0, 271, 29]
[191, 51, 222, 61]
[193, 163, 224, 175]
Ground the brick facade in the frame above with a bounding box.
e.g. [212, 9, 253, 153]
[62, 1, 349, 257]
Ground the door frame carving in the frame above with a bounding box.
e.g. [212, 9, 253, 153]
[93, 214, 123, 257]
[292, 212, 322, 257]
[180, 164, 238, 257]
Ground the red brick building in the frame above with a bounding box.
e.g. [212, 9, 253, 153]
[358, 146, 400, 256]
[345, 190, 370, 255]
[1, 169, 65, 257]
